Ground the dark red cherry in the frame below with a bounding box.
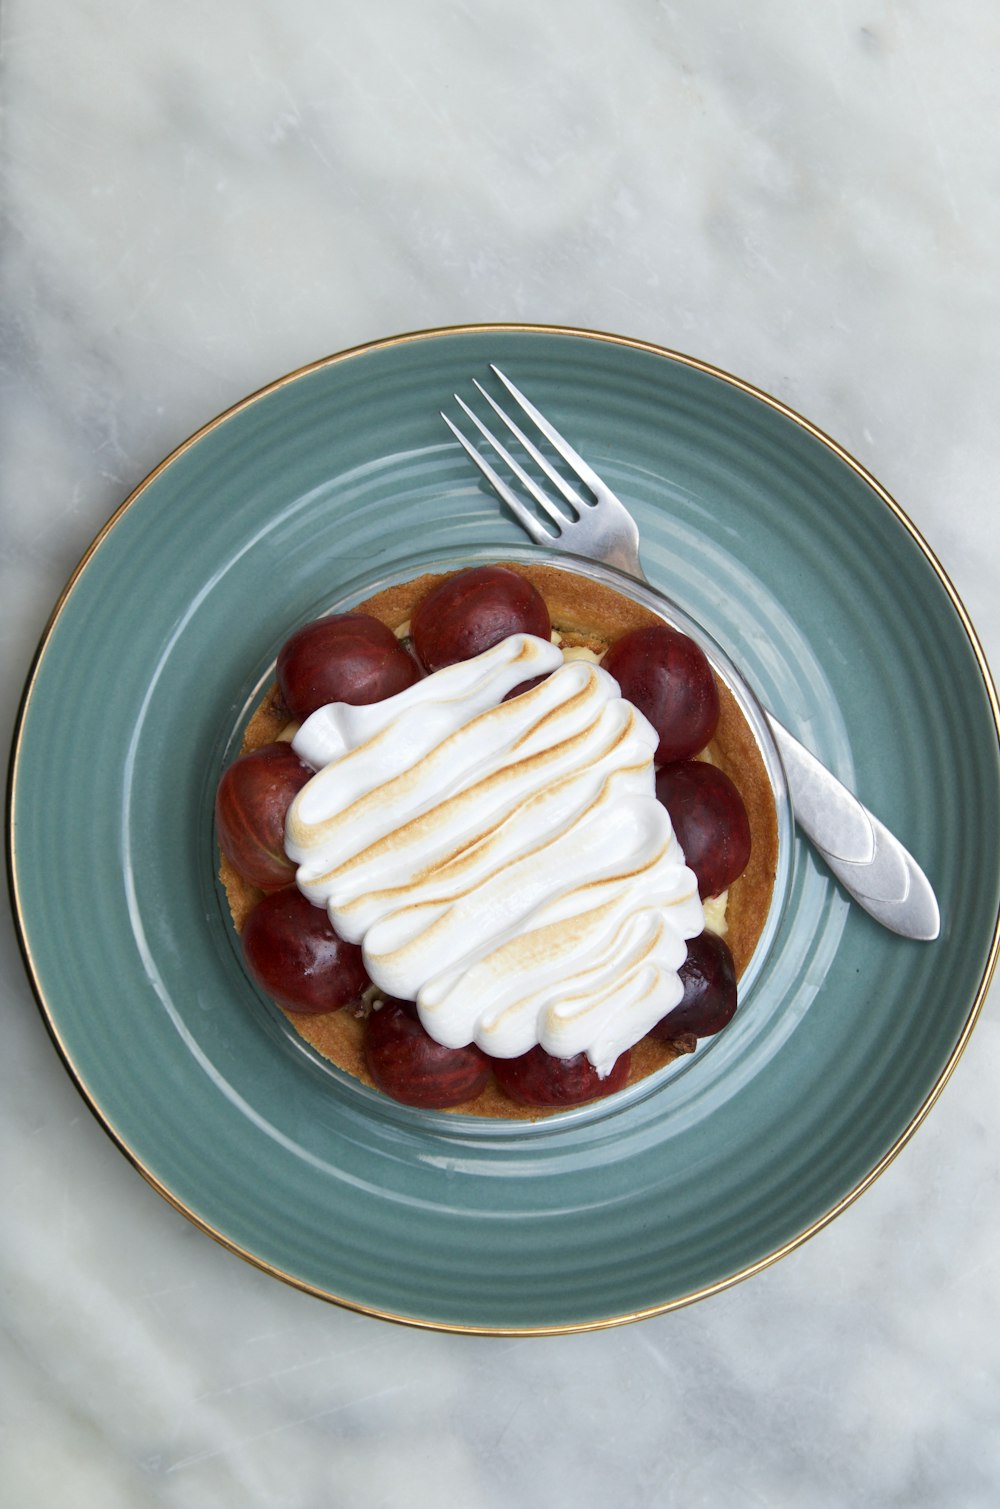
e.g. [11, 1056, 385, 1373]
[502, 673, 551, 702]
[242, 887, 370, 1014]
[601, 624, 719, 763]
[410, 566, 551, 673]
[655, 759, 751, 898]
[276, 613, 419, 720]
[650, 930, 738, 1040]
[364, 999, 491, 1108]
[215, 742, 313, 891]
[491, 1045, 630, 1108]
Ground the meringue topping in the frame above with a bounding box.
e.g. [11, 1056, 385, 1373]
[287, 633, 704, 1077]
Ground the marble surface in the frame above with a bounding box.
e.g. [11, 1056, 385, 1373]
[3, 1, 999, 1504]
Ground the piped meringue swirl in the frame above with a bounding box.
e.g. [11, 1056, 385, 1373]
[287, 633, 704, 1077]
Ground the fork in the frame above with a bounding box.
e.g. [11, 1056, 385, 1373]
[442, 366, 940, 942]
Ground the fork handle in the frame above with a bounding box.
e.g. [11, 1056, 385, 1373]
[629, 569, 938, 939]
[764, 713, 939, 939]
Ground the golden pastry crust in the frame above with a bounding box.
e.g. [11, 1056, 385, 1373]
[219, 562, 779, 1118]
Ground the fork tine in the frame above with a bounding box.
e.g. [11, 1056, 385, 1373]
[440, 412, 555, 546]
[451, 395, 569, 531]
[472, 381, 586, 515]
[490, 366, 609, 499]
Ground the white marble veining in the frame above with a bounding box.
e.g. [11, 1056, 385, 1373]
[3, 1, 999, 1505]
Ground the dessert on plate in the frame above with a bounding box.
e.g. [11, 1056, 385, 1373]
[216, 561, 779, 1118]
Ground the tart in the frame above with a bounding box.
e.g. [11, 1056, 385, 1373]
[218, 562, 779, 1118]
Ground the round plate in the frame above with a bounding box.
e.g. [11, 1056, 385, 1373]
[9, 324, 1000, 1333]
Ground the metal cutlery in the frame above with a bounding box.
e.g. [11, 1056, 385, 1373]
[442, 365, 940, 941]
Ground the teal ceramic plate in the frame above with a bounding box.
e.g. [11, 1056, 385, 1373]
[10, 325, 1000, 1333]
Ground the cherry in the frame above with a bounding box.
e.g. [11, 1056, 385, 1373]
[650, 931, 738, 1040]
[242, 887, 370, 1014]
[655, 759, 751, 898]
[215, 742, 313, 891]
[491, 1045, 630, 1108]
[601, 624, 719, 763]
[410, 565, 551, 673]
[364, 999, 491, 1108]
[502, 673, 551, 702]
[276, 613, 419, 721]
